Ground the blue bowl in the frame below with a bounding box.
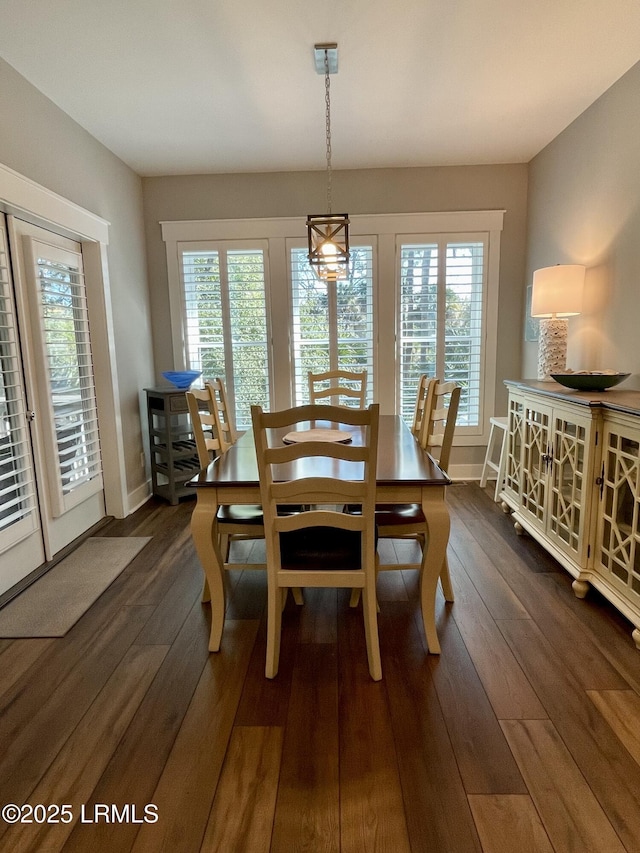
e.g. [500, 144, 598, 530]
[161, 370, 202, 390]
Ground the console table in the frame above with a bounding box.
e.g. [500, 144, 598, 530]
[501, 380, 640, 649]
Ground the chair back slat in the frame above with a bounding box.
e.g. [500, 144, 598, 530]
[308, 369, 367, 407]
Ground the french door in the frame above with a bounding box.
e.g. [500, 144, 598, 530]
[0, 215, 105, 596]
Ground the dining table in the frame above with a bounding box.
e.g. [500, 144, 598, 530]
[188, 413, 451, 655]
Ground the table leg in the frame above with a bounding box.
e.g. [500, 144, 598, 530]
[190, 494, 226, 652]
[419, 486, 450, 654]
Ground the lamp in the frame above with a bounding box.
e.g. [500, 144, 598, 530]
[531, 264, 585, 381]
[306, 43, 350, 282]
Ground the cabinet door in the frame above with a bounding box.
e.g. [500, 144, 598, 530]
[595, 420, 640, 613]
[546, 406, 594, 562]
[520, 398, 552, 531]
[502, 392, 524, 504]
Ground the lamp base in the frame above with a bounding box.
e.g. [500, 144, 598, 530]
[537, 317, 568, 381]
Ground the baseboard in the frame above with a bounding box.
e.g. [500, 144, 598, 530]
[447, 463, 485, 482]
[127, 479, 152, 516]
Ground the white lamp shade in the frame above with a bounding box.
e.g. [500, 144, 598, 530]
[531, 264, 585, 318]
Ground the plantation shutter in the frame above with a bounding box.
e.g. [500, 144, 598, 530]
[399, 235, 486, 430]
[181, 243, 270, 430]
[23, 237, 103, 516]
[0, 223, 38, 539]
[290, 244, 375, 405]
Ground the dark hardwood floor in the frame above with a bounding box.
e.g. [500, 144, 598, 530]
[1, 483, 639, 852]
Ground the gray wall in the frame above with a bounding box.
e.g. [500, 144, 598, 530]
[143, 163, 529, 467]
[525, 60, 640, 387]
[0, 58, 154, 502]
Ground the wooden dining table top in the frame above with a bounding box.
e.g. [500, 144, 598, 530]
[189, 414, 451, 489]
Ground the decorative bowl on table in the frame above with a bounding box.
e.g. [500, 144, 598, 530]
[551, 372, 631, 392]
[161, 370, 202, 389]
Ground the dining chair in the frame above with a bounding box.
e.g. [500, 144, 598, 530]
[186, 385, 264, 568]
[187, 384, 304, 608]
[252, 402, 382, 680]
[308, 368, 367, 407]
[411, 373, 433, 439]
[205, 376, 238, 449]
[375, 378, 461, 603]
[186, 386, 227, 465]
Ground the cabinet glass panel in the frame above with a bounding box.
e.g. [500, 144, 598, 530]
[504, 396, 523, 497]
[521, 405, 549, 523]
[597, 425, 640, 606]
[547, 417, 586, 554]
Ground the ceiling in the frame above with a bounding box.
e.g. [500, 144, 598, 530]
[2, 0, 640, 177]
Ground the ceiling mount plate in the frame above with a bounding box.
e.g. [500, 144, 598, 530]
[314, 43, 338, 74]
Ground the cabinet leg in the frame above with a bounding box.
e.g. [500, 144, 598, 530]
[500, 500, 511, 514]
[514, 520, 525, 536]
[632, 628, 640, 651]
[572, 579, 590, 599]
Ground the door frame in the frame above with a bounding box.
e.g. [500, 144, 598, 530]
[0, 162, 127, 518]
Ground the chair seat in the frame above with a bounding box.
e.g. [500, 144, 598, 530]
[375, 503, 425, 526]
[216, 504, 303, 525]
[216, 504, 264, 525]
[280, 526, 363, 570]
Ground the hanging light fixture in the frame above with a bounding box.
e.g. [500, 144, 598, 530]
[306, 43, 350, 282]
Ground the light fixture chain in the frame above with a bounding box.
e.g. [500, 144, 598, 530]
[324, 50, 332, 214]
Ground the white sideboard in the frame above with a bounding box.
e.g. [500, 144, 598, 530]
[501, 380, 640, 649]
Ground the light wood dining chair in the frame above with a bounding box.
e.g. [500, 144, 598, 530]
[252, 402, 382, 680]
[205, 376, 237, 450]
[186, 386, 227, 465]
[308, 369, 367, 407]
[411, 373, 433, 440]
[186, 385, 264, 580]
[187, 384, 304, 606]
[375, 379, 461, 603]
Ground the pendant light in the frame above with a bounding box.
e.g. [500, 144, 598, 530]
[306, 43, 350, 282]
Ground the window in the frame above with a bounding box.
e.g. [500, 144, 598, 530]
[398, 236, 486, 430]
[290, 244, 375, 405]
[164, 210, 503, 459]
[180, 242, 270, 430]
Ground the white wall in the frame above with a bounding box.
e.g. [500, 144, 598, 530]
[525, 60, 640, 387]
[0, 58, 155, 507]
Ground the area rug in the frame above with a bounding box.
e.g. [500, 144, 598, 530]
[0, 537, 151, 637]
